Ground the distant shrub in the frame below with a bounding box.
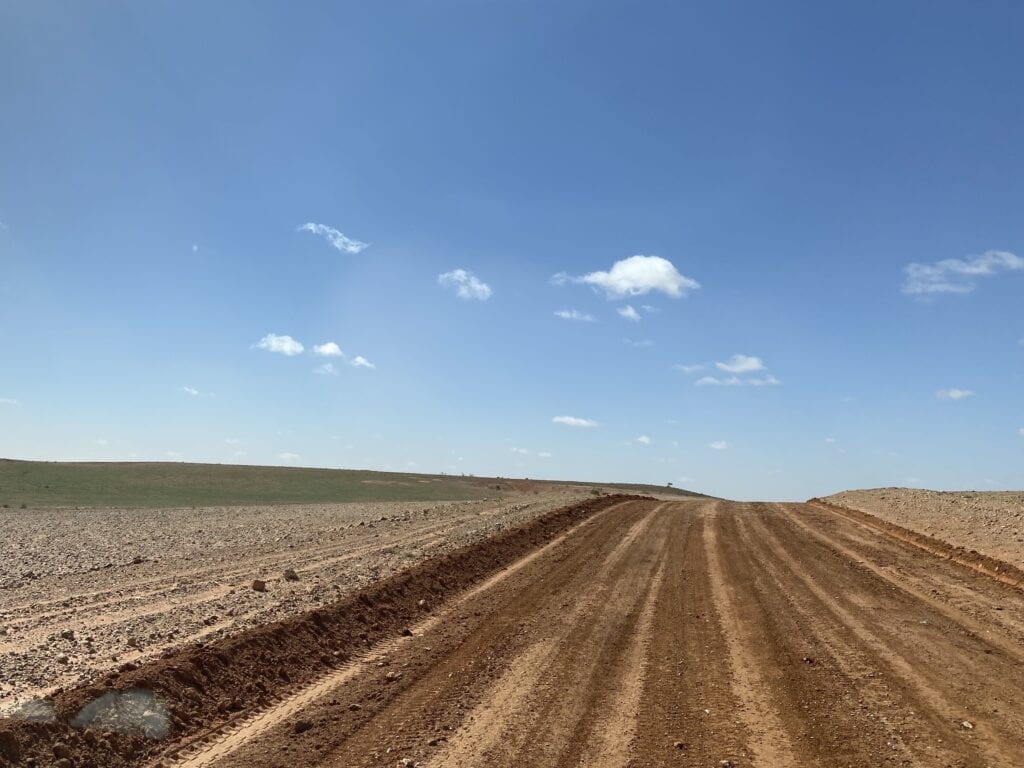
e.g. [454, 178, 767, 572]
[590, 488, 603, 496]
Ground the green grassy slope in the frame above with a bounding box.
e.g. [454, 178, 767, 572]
[0, 459, 707, 508]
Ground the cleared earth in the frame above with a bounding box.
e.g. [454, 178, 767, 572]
[2, 495, 1022, 767]
[0, 490, 589, 711]
[823, 487, 1024, 570]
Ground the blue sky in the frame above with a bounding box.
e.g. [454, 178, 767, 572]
[2, 1, 1022, 500]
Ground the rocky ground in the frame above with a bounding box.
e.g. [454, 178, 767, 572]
[0, 490, 587, 713]
[822, 488, 1024, 570]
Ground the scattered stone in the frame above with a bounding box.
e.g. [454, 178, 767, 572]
[801, 656, 816, 665]
[56, 655, 70, 665]
[399, 759, 417, 767]
[252, 579, 267, 592]
[401, 628, 414, 637]
[54, 759, 73, 768]
[0, 729, 21, 762]
[673, 740, 686, 749]
[961, 720, 974, 730]
[52, 741, 73, 759]
[417, 599, 427, 608]
[283, 568, 300, 582]
[719, 761, 736, 768]
[294, 719, 314, 734]
[384, 671, 402, 682]
[60, 629, 76, 641]
[131, 555, 145, 565]
[118, 662, 138, 673]
[349, 703, 362, 711]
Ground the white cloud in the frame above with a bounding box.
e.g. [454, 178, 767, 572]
[695, 376, 742, 387]
[674, 363, 707, 374]
[641, 305, 660, 313]
[0, 221, 8, 230]
[181, 386, 199, 396]
[902, 250, 1023, 296]
[552, 415, 599, 427]
[537, 451, 552, 458]
[314, 362, 339, 376]
[747, 374, 781, 386]
[563, 255, 699, 299]
[313, 342, 344, 357]
[825, 437, 837, 444]
[1018, 427, 1024, 437]
[0, 397, 18, 406]
[439, 269, 492, 301]
[95, 438, 109, 446]
[636, 435, 651, 445]
[350, 356, 375, 369]
[936, 388, 975, 401]
[617, 305, 642, 322]
[233, 450, 247, 458]
[298, 222, 369, 254]
[716, 354, 765, 374]
[709, 440, 729, 451]
[225, 438, 242, 445]
[624, 338, 654, 348]
[278, 452, 301, 463]
[554, 309, 595, 322]
[254, 333, 304, 356]
[511, 447, 529, 455]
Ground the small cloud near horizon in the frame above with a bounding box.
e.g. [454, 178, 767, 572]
[552, 415, 598, 428]
[254, 333, 304, 356]
[709, 440, 729, 450]
[936, 388, 974, 401]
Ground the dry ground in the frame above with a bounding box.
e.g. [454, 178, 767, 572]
[0, 490, 587, 711]
[823, 487, 1024, 570]
[2, 494, 1023, 768]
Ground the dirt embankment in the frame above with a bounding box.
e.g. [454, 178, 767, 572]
[821, 488, 1024, 571]
[0, 493, 636, 768]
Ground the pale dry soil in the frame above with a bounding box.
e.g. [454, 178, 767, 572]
[0, 490, 587, 712]
[824, 487, 1024, 570]
[160, 499, 1024, 768]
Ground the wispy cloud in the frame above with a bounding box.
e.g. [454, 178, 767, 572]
[225, 438, 242, 445]
[0, 221, 9, 230]
[350, 355, 375, 369]
[0, 397, 18, 406]
[747, 374, 781, 386]
[165, 450, 182, 458]
[825, 437, 837, 444]
[554, 309, 595, 322]
[709, 440, 729, 451]
[537, 451, 552, 458]
[1018, 427, 1024, 437]
[552, 415, 598, 427]
[695, 376, 742, 387]
[617, 305, 642, 322]
[314, 362, 339, 376]
[903, 250, 1023, 296]
[716, 354, 765, 374]
[554, 255, 700, 299]
[674, 363, 707, 374]
[180, 386, 214, 397]
[297, 222, 369, 254]
[624, 338, 654, 348]
[278, 452, 302, 464]
[636, 435, 651, 445]
[936, 388, 974, 400]
[439, 269, 492, 301]
[254, 333, 304, 356]
[313, 342, 344, 357]
[95, 438, 109, 446]
[510, 447, 529, 455]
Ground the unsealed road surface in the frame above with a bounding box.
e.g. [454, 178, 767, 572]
[165, 499, 1024, 768]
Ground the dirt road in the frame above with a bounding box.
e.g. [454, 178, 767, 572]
[131, 498, 1023, 768]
